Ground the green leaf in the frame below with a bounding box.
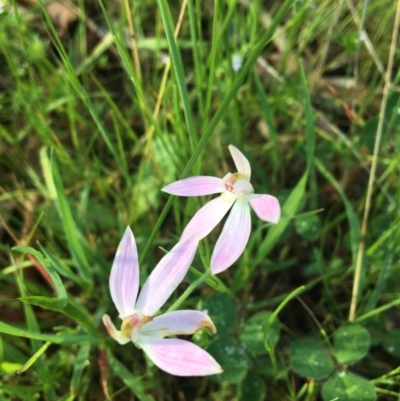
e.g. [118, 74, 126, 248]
[156, 0, 196, 150]
[299, 61, 315, 172]
[334, 323, 371, 364]
[295, 214, 321, 241]
[207, 338, 248, 383]
[290, 339, 334, 380]
[0, 322, 100, 345]
[240, 312, 279, 355]
[239, 374, 267, 401]
[70, 345, 91, 396]
[203, 293, 236, 336]
[382, 329, 400, 356]
[322, 372, 376, 401]
[107, 350, 155, 401]
[189, 267, 230, 293]
[51, 150, 92, 284]
[19, 296, 100, 337]
[1, 361, 23, 373]
[17, 341, 51, 373]
[38, 243, 80, 284]
[362, 118, 389, 153]
[19, 296, 66, 311]
[12, 245, 68, 306]
[1, 384, 43, 400]
[256, 172, 308, 262]
[314, 158, 360, 266]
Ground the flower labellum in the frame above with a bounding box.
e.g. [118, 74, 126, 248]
[103, 226, 222, 376]
[162, 145, 281, 274]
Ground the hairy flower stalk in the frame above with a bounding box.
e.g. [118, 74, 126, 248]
[162, 145, 281, 274]
[103, 227, 222, 376]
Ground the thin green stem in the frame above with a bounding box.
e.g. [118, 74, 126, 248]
[167, 270, 211, 312]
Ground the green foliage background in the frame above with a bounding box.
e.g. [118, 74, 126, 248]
[0, 0, 400, 399]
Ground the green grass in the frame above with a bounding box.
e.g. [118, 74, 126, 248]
[1, 0, 400, 399]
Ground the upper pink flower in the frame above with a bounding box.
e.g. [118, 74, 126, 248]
[103, 226, 222, 376]
[162, 145, 281, 274]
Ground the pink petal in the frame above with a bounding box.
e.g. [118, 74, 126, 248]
[140, 310, 216, 338]
[249, 194, 281, 224]
[109, 226, 139, 317]
[135, 237, 198, 316]
[102, 314, 130, 345]
[139, 337, 222, 376]
[211, 196, 251, 274]
[228, 145, 251, 180]
[162, 176, 223, 197]
[181, 196, 235, 241]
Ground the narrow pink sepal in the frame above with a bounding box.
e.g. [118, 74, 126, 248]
[211, 196, 251, 274]
[249, 194, 281, 224]
[109, 226, 139, 317]
[140, 310, 216, 338]
[135, 237, 198, 316]
[162, 176, 223, 197]
[139, 337, 223, 376]
[102, 314, 130, 345]
[181, 196, 234, 241]
[228, 145, 251, 180]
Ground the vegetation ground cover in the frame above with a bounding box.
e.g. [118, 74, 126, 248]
[0, 0, 400, 400]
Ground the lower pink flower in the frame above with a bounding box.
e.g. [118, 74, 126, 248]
[103, 226, 222, 376]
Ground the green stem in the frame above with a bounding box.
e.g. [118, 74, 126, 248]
[167, 270, 211, 312]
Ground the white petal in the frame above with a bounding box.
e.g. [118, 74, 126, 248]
[140, 310, 216, 338]
[135, 237, 198, 316]
[181, 196, 235, 241]
[139, 336, 223, 376]
[162, 176, 223, 196]
[211, 196, 251, 274]
[233, 179, 253, 195]
[102, 314, 130, 345]
[249, 194, 281, 224]
[228, 145, 251, 180]
[109, 226, 139, 317]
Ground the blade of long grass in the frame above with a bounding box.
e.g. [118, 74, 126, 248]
[37, 0, 130, 179]
[70, 345, 91, 396]
[13, 245, 68, 306]
[38, 244, 80, 284]
[156, 0, 196, 151]
[51, 150, 92, 284]
[19, 296, 100, 337]
[13, 256, 56, 399]
[254, 71, 279, 185]
[107, 350, 155, 401]
[0, 322, 100, 345]
[17, 342, 51, 374]
[314, 158, 360, 265]
[349, 0, 400, 321]
[361, 251, 394, 315]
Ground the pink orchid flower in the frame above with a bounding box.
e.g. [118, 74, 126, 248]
[162, 145, 281, 274]
[103, 226, 222, 376]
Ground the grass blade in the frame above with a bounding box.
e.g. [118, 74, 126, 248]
[13, 245, 68, 306]
[156, 0, 196, 150]
[51, 150, 92, 284]
[0, 322, 100, 345]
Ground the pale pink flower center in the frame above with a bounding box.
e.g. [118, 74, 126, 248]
[225, 173, 243, 192]
[120, 314, 153, 342]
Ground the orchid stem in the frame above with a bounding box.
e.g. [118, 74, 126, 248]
[167, 270, 211, 312]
